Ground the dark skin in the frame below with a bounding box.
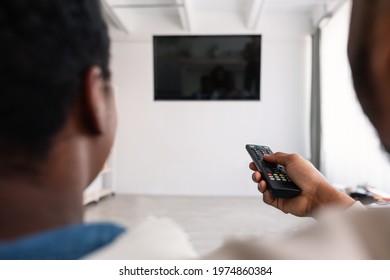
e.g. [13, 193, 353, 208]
[251, 0, 390, 217]
[0, 67, 117, 240]
[1, 0, 386, 241]
[250, 154, 354, 217]
[355, 1, 390, 154]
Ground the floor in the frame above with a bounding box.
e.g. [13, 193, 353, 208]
[84, 194, 314, 256]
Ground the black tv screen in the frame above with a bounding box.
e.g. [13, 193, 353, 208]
[153, 35, 261, 101]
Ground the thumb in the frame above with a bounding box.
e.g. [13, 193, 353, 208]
[263, 152, 290, 166]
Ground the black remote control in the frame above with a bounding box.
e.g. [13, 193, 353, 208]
[246, 144, 301, 199]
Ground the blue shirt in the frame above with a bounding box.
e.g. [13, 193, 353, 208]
[0, 223, 126, 260]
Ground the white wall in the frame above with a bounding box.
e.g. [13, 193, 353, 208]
[111, 14, 311, 196]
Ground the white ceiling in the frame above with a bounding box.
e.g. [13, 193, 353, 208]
[102, 0, 345, 34]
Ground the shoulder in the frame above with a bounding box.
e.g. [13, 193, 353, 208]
[85, 216, 198, 260]
[0, 222, 126, 260]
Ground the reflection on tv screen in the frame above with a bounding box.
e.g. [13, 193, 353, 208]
[153, 35, 261, 101]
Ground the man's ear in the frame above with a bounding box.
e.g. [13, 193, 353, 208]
[83, 66, 107, 134]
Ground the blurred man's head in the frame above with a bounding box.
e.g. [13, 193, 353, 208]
[349, 0, 390, 153]
[0, 0, 116, 184]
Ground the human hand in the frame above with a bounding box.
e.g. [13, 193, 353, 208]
[250, 152, 355, 217]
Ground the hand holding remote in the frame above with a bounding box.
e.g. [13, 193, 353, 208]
[250, 152, 355, 217]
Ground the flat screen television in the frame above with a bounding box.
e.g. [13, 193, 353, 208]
[153, 35, 261, 101]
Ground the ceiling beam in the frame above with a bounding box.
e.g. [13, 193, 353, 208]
[176, 0, 193, 32]
[312, 0, 347, 30]
[100, 0, 128, 34]
[247, 0, 266, 30]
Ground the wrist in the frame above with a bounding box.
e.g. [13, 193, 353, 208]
[311, 181, 355, 213]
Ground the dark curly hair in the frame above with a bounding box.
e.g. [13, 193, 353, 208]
[0, 0, 110, 158]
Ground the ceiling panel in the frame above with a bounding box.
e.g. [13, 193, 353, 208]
[265, 0, 342, 14]
[106, 0, 177, 6]
[190, 0, 249, 13]
[113, 8, 182, 33]
[103, 0, 346, 34]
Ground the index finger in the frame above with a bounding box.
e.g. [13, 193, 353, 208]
[249, 162, 258, 171]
